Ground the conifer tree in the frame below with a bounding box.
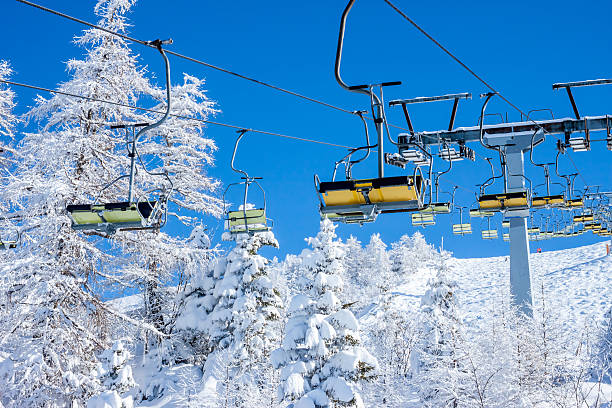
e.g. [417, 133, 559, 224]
[273, 219, 378, 408]
[175, 230, 283, 404]
[411, 250, 466, 407]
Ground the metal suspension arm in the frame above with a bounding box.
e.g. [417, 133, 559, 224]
[128, 39, 173, 203]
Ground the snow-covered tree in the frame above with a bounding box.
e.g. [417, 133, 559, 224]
[411, 250, 466, 407]
[342, 235, 363, 297]
[87, 340, 136, 408]
[0, 0, 219, 404]
[0, 60, 17, 142]
[389, 232, 436, 279]
[597, 307, 612, 382]
[361, 233, 392, 295]
[273, 219, 378, 408]
[175, 230, 283, 404]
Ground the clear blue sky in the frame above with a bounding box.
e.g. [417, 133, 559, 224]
[3, 0, 611, 259]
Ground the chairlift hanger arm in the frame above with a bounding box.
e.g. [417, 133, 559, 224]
[552, 78, 612, 120]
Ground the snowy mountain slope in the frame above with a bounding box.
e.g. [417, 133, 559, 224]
[363, 241, 612, 334]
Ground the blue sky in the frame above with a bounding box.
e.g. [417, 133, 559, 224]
[3, 0, 611, 259]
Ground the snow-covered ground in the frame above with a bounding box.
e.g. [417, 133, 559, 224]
[364, 241, 612, 333]
[110, 240, 612, 407]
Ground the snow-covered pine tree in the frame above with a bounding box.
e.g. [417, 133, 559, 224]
[341, 235, 364, 306]
[273, 219, 378, 408]
[362, 233, 392, 295]
[411, 250, 467, 407]
[175, 230, 283, 405]
[87, 340, 137, 408]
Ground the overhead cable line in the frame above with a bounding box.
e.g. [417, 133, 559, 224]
[381, 0, 599, 193]
[0, 78, 352, 149]
[381, 0, 536, 124]
[14, 0, 410, 133]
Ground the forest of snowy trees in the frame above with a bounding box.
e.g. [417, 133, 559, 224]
[0, 1, 611, 407]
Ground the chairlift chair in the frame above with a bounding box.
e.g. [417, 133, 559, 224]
[316, 2, 425, 225]
[482, 229, 499, 240]
[573, 213, 594, 223]
[224, 130, 273, 235]
[412, 211, 435, 227]
[481, 216, 498, 239]
[452, 207, 472, 235]
[67, 40, 173, 235]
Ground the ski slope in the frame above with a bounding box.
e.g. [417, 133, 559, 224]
[365, 241, 612, 333]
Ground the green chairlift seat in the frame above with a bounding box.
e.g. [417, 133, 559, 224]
[452, 223, 472, 235]
[469, 208, 495, 218]
[421, 202, 452, 214]
[412, 212, 435, 227]
[481, 229, 499, 240]
[227, 208, 271, 234]
[67, 201, 161, 234]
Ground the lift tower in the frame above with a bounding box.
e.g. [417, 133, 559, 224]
[395, 97, 612, 314]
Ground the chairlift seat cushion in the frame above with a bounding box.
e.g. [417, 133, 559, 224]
[67, 201, 158, 227]
[429, 202, 451, 214]
[584, 222, 601, 230]
[319, 176, 421, 207]
[482, 229, 499, 239]
[479, 191, 528, 210]
[532, 195, 565, 207]
[469, 208, 494, 218]
[452, 223, 472, 234]
[0, 241, 17, 249]
[228, 209, 267, 229]
[412, 212, 435, 226]
[573, 214, 594, 223]
[566, 199, 583, 208]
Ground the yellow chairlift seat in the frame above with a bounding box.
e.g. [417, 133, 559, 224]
[503, 232, 510, 241]
[584, 222, 602, 230]
[531, 194, 565, 208]
[227, 208, 270, 234]
[573, 214, 594, 223]
[469, 208, 494, 218]
[565, 199, 584, 208]
[67, 201, 161, 234]
[528, 227, 541, 234]
[478, 191, 529, 211]
[452, 223, 472, 235]
[502, 220, 510, 228]
[318, 175, 422, 224]
[0, 241, 17, 250]
[412, 212, 435, 227]
[598, 229, 612, 236]
[481, 229, 499, 240]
